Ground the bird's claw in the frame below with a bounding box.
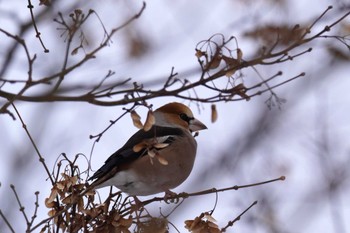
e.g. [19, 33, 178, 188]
[130, 196, 144, 211]
[164, 190, 179, 204]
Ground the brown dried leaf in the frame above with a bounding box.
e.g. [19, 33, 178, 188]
[211, 104, 218, 123]
[225, 69, 236, 77]
[39, 0, 51, 6]
[131, 110, 143, 129]
[139, 217, 168, 233]
[237, 48, 243, 62]
[185, 216, 202, 231]
[85, 189, 96, 196]
[147, 149, 156, 158]
[47, 186, 58, 202]
[45, 198, 56, 208]
[58, 221, 67, 232]
[222, 55, 239, 67]
[204, 213, 217, 223]
[48, 209, 56, 217]
[127, 33, 149, 59]
[40, 225, 48, 233]
[233, 83, 250, 101]
[61, 173, 70, 180]
[185, 213, 221, 233]
[112, 213, 121, 227]
[73, 183, 85, 191]
[119, 215, 133, 228]
[157, 155, 169, 165]
[207, 221, 220, 229]
[62, 194, 73, 205]
[56, 181, 65, 190]
[244, 24, 305, 45]
[204, 55, 222, 70]
[185, 220, 194, 229]
[70, 176, 78, 185]
[327, 46, 350, 61]
[143, 110, 155, 131]
[77, 197, 84, 212]
[195, 49, 206, 58]
[71, 47, 80, 56]
[222, 55, 239, 77]
[133, 142, 147, 152]
[81, 208, 100, 218]
[341, 22, 350, 34]
[154, 143, 169, 149]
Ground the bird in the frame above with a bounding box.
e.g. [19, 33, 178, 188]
[88, 102, 207, 197]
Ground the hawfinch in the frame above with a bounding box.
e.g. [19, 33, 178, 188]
[89, 102, 207, 196]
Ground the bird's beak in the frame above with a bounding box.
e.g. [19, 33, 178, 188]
[189, 118, 207, 132]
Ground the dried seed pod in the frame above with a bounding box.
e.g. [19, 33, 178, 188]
[211, 104, 218, 123]
[143, 110, 155, 131]
[130, 110, 143, 129]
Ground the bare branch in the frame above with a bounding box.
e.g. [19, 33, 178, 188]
[26, 0, 49, 52]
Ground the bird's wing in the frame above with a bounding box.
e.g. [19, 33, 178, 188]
[88, 125, 185, 181]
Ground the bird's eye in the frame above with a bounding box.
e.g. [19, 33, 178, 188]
[179, 113, 193, 123]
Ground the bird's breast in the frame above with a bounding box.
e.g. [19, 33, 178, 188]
[114, 134, 197, 196]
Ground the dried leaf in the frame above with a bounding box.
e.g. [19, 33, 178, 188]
[207, 221, 220, 229]
[222, 55, 239, 67]
[139, 217, 168, 233]
[154, 143, 169, 149]
[233, 83, 250, 101]
[47, 187, 58, 204]
[48, 209, 56, 217]
[74, 183, 85, 190]
[45, 198, 56, 208]
[195, 49, 206, 58]
[133, 142, 147, 152]
[203, 213, 217, 223]
[131, 110, 143, 129]
[40, 225, 48, 233]
[237, 48, 243, 62]
[119, 215, 133, 228]
[127, 33, 149, 59]
[204, 55, 222, 70]
[143, 110, 155, 131]
[62, 194, 73, 204]
[61, 173, 70, 180]
[85, 189, 96, 196]
[39, 0, 51, 6]
[70, 176, 78, 185]
[185, 216, 202, 231]
[244, 24, 305, 45]
[157, 155, 168, 165]
[71, 47, 79, 56]
[211, 104, 218, 123]
[147, 149, 156, 158]
[77, 197, 84, 212]
[341, 22, 350, 34]
[327, 46, 350, 61]
[225, 69, 236, 77]
[222, 55, 239, 77]
[56, 181, 65, 190]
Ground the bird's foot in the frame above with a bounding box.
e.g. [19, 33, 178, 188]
[130, 196, 144, 211]
[163, 190, 179, 204]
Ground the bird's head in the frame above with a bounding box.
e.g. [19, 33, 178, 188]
[154, 102, 207, 132]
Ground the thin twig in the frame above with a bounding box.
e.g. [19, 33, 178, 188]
[221, 200, 258, 232]
[29, 192, 40, 227]
[10, 103, 54, 184]
[0, 209, 16, 233]
[120, 176, 286, 216]
[27, 0, 49, 52]
[10, 185, 30, 225]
